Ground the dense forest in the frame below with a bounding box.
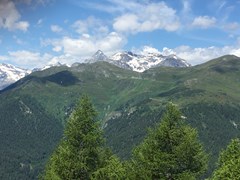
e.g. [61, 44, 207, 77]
[42, 96, 240, 179]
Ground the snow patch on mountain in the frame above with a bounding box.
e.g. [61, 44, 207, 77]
[0, 63, 31, 90]
[86, 49, 191, 72]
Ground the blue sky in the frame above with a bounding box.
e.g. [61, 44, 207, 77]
[0, 0, 240, 69]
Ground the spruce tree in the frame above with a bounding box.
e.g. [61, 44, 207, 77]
[91, 154, 126, 180]
[210, 138, 240, 180]
[43, 95, 104, 179]
[128, 103, 208, 179]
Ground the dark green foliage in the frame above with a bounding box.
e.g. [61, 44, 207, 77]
[128, 103, 208, 179]
[0, 95, 63, 180]
[182, 103, 240, 176]
[43, 96, 104, 179]
[210, 138, 240, 180]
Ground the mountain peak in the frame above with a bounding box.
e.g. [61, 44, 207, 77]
[86, 50, 108, 63]
[159, 55, 191, 67]
[93, 50, 107, 60]
[0, 63, 31, 90]
[95, 50, 104, 55]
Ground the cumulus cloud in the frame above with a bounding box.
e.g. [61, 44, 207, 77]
[113, 2, 180, 33]
[41, 31, 126, 64]
[50, 25, 63, 33]
[52, 46, 62, 52]
[137, 46, 161, 55]
[192, 16, 216, 29]
[59, 32, 125, 57]
[72, 16, 109, 35]
[7, 50, 52, 68]
[0, 0, 29, 31]
[3, 50, 79, 69]
[43, 16, 127, 57]
[160, 45, 240, 65]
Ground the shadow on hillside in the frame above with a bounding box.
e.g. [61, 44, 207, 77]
[0, 71, 80, 94]
[43, 71, 80, 86]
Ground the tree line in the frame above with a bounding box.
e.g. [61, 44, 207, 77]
[41, 96, 240, 179]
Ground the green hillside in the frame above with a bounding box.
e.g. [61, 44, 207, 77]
[0, 55, 240, 179]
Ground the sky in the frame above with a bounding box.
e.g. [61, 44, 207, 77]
[0, 0, 240, 69]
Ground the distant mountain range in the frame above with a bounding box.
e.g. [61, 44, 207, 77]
[0, 50, 190, 90]
[86, 50, 190, 72]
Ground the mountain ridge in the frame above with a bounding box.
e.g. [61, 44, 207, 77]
[86, 50, 191, 72]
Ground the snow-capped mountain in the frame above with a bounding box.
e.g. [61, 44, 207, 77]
[86, 50, 191, 72]
[0, 63, 31, 90]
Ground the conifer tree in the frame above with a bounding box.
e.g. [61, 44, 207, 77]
[210, 138, 240, 180]
[91, 154, 126, 180]
[128, 103, 208, 179]
[43, 95, 104, 179]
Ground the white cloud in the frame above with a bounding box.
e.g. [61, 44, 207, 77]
[113, 2, 180, 33]
[41, 15, 125, 66]
[192, 16, 216, 29]
[60, 36, 95, 57]
[50, 25, 63, 33]
[0, 0, 29, 31]
[52, 46, 62, 52]
[43, 31, 126, 60]
[47, 54, 78, 66]
[113, 14, 139, 33]
[7, 50, 52, 68]
[160, 45, 240, 65]
[96, 32, 126, 53]
[161, 47, 176, 56]
[140, 46, 160, 55]
[39, 29, 126, 67]
[14, 21, 29, 31]
[72, 16, 109, 35]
